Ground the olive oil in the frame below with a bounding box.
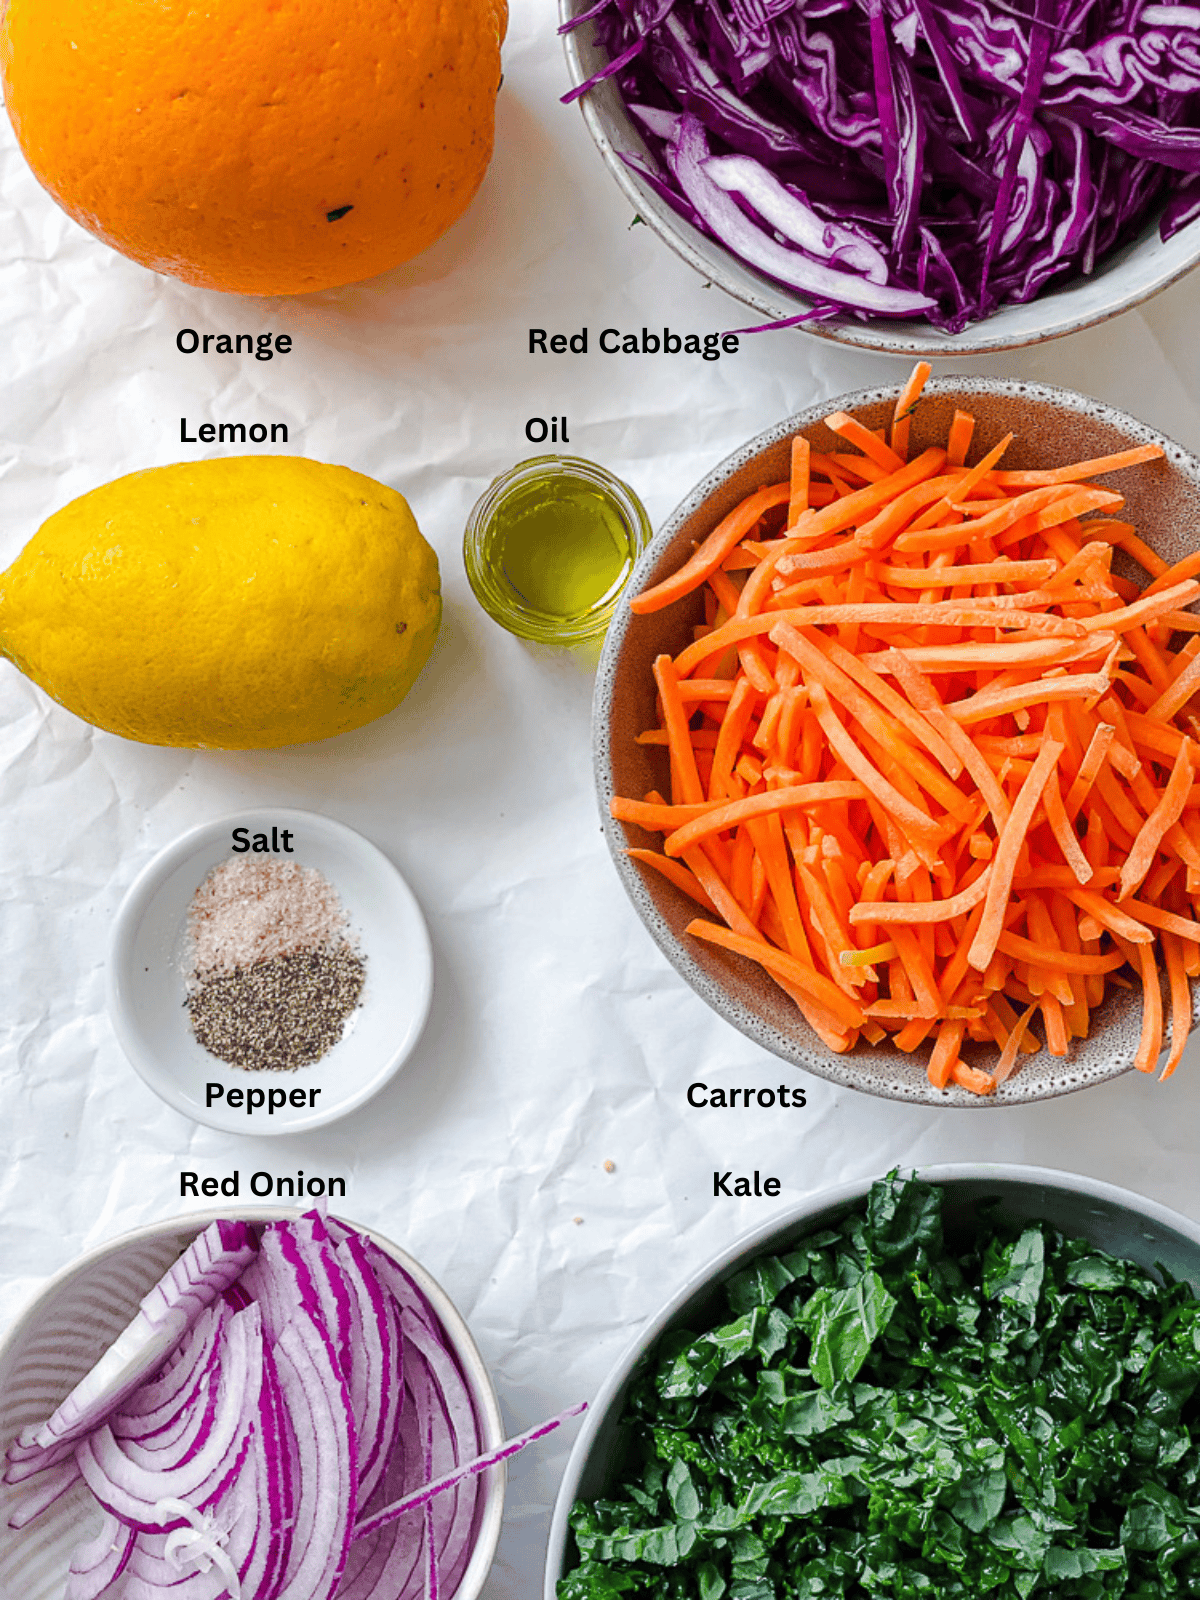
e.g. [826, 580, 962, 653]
[464, 456, 651, 644]
[496, 478, 631, 618]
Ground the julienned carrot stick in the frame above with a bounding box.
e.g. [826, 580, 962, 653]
[1135, 941, 1163, 1072]
[663, 781, 866, 857]
[625, 849, 717, 913]
[825, 411, 906, 474]
[630, 483, 791, 615]
[787, 436, 810, 530]
[890, 362, 932, 462]
[993, 1002, 1038, 1085]
[1119, 740, 1195, 901]
[946, 409, 975, 468]
[685, 917, 866, 1029]
[969, 741, 1064, 974]
[807, 684, 946, 867]
[615, 369, 1189, 1090]
[846, 866, 991, 924]
[610, 797, 715, 830]
[1161, 932, 1191, 1080]
[992, 443, 1165, 488]
[675, 604, 1080, 677]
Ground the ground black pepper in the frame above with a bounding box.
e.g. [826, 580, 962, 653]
[186, 945, 367, 1072]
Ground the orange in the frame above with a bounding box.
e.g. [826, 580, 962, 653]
[0, 0, 507, 296]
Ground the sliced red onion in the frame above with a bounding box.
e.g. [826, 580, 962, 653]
[6, 1454, 82, 1529]
[422, 1398, 439, 1600]
[290, 1215, 356, 1369]
[403, 1349, 468, 1596]
[355, 1403, 588, 1539]
[12, 1222, 255, 1464]
[9, 1213, 582, 1600]
[361, 1246, 444, 1344]
[702, 155, 890, 282]
[110, 1306, 229, 1436]
[142, 1495, 245, 1598]
[140, 1224, 257, 1335]
[423, 1498, 439, 1600]
[109, 1334, 224, 1457]
[239, 1223, 320, 1344]
[3, 1432, 78, 1482]
[399, 1311, 478, 1472]
[269, 1309, 356, 1600]
[76, 1304, 261, 1532]
[669, 115, 937, 315]
[64, 1513, 135, 1600]
[335, 1233, 404, 1507]
[335, 1379, 428, 1600]
[253, 1335, 295, 1600]
[335, 1484, 423, 1600]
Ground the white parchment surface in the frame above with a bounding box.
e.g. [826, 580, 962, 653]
[3, 3, 1200, 1595]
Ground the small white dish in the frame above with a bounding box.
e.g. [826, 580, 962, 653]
[107, 808, 433, 1135]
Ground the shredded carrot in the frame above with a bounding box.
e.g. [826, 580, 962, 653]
[625, 848, 718, 913]
[614, 368, 1192, 1091]
[890, 362, 932, 462]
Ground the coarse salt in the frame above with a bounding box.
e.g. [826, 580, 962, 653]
[187, 858, 351, 983]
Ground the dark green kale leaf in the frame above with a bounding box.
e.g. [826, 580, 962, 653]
[559, 1176, 1200, 1600]
[798, 1270, 897, 1389]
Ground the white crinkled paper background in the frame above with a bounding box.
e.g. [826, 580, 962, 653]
[4, 1, 1200, 1594]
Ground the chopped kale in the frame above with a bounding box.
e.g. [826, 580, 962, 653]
[559, 1174, 1200, 1598]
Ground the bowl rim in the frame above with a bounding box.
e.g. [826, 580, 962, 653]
[558, 10, 1200, 357]
[593, 374, 1200, 1106]
[542, 1163, 1200, 1598]
[0, 1205, 506, 1600]
[106, 806, 435, 1137]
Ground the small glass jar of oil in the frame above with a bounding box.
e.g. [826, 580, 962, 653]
[463, 455, 651, 644]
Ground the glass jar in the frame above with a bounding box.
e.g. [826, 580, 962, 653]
[463, 455, 651, 645]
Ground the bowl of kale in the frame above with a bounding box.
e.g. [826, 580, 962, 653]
[546, 1168, 1200, 1600]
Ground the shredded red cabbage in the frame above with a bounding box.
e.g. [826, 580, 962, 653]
[562, 0, 1200, 330]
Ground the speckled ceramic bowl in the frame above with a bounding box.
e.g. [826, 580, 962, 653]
[543, 1165, 1200, 1597]
[560, 13, 1200, 357]
[594, 377, 1200, 1105]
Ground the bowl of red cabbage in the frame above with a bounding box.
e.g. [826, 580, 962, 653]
[546, 1166, 1200, 1600]
[560, 0, 1200, 352]
[0, 1209, 514, 1600]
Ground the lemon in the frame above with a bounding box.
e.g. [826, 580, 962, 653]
[0, 457, 441, 749]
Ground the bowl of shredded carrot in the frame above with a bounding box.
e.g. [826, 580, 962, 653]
[597, 367, 1200, 1103]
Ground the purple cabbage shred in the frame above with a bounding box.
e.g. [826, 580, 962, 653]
[563, 0, 1200, 330]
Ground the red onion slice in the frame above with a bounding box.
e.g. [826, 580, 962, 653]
[75, 1304, 261, 1533]
[6, 1455, 83, 1530]
[111, 1306, 228, 1434]
[17, 1222, 255, 1462]
[269, 1309, 356, 1600]
[64, 1513, 135, 1600]
[354, 1403, 587, 1539]
[335, 1233, 404, 1507]
[9, 1214, 580, 1600]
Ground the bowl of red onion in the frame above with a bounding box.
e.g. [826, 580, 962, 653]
[0, 1209, 508, 1600]
[560, 0, 1200, 354]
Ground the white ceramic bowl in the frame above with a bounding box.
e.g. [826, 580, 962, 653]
[544, 1164, 1200, 1597]
[560, 14, 1200, 356]
[0, 1207, 505, 1600]
[107, 809, 433, 1135]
